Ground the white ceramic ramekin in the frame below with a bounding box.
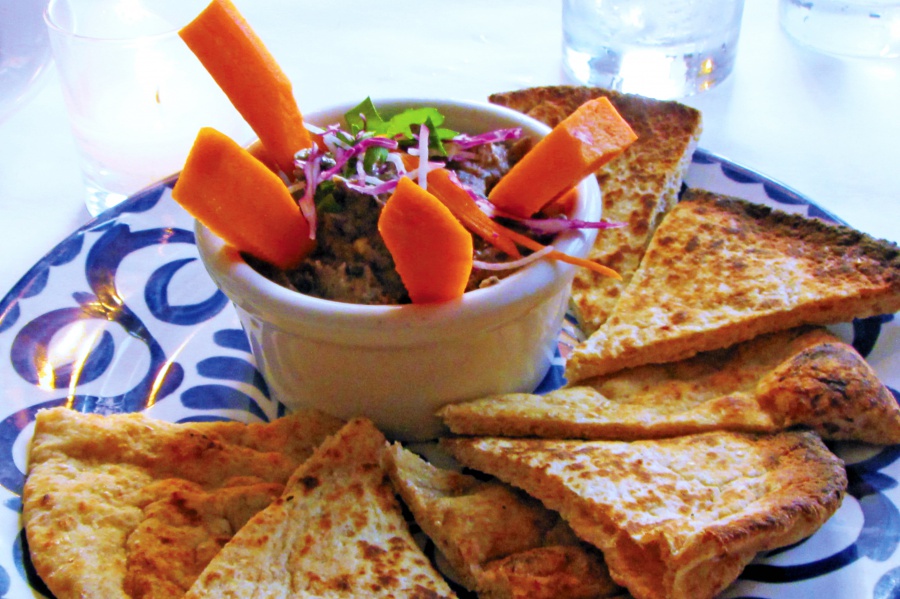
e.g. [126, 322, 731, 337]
[195, 98, 601, 441]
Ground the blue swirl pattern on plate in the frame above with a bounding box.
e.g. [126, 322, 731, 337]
[0, 154, 897, 598]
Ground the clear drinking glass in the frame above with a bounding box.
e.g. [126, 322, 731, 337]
[0, 0, 52, 122]
[562, 0, 746, 99]
[44, 0, 248, 216]
[779, 0, 900, 58]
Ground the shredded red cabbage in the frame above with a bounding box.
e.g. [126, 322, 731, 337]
[316, 132, 399, 182]
[450, 128, 522, 150]
[295, 116, 614, 247]
[417, 124, 430, 190]
[385, 152, 407, 174]
[298, 144, 321, 239]
[344, 178, 399, 197]
[471, 192, 623, 235]
[445, 128, 522, 162]
[506, 215, 625, 235]
[473, 245, 555, 271]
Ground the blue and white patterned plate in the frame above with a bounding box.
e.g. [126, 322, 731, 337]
[0, 150, 897, 598]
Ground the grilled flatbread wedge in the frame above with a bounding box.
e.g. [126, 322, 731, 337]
[23, 407, 344, 599]
[489, 85, 701, 333]
[443, 431, 846, 599]
[566, 189, 900, 382]
[476, 546, 629, 599]
[383, 443, 623, 599]
[440, 326, 900, 444]
[185, 418, 456, 598]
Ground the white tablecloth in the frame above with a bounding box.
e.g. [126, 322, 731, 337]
[1, 0, 898, 297]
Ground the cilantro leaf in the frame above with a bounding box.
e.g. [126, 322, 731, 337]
[363, 146, 389, 173]
[314, 180, 342, 213]
[342, 98, 458, 159]
[383, 107, 445, 138]
[422, 116, 446, 156]
[344, 97, 385, 135]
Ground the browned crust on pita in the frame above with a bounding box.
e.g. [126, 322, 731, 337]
[754, 330, 900, 443]
[566, 190, 900, 382]
[383, 443, 558, 590]
[122, 478, 285, 597]
[490, 85, 701, 333]
[440, 326, 900, 444]
[383, 444, 622, 598]
[185, 418, 455, 598]
[478, 545, 626, 599]
[23, 408, 344, 599]
[442, 431, 846, 599]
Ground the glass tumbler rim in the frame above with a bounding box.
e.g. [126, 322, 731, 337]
[44, 0, 182, 43]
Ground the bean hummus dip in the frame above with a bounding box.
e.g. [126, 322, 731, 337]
[248, 100, 542, 305]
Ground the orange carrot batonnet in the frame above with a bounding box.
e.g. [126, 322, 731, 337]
[398, 152, 517, 257]
[543, 187, 579, 217]
[378, 177, 474, 304]
[179, 0, 311, 176]
[502, 228, 621, 280]
[424, 168, 522, 259]
[172, 127, 315, 270]
[421, 164, 619, 279]
[488, 96, 637, 218]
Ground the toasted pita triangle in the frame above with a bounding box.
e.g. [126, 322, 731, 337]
[383, 443, 623, 598]
[441, 326, 900, 444]
[566, 190, 900, 382]
[443, 431, 846, 599]
[23, 408, 344, 599]
[489, 85, 701, 334]
[184, 419, 456, 598]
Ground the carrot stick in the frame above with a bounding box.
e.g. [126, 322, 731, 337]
[399, 149, 618, 278]
[428, 173, 620, 278]
[543, 187, 579, 217]
[502, 228, 621, 280]
[378, 177, 474, 304]
[179, 0, 311, 176]
[421, 162, 617, 279]
[488, 96, 637, 218]
[425, 168, 521, 258]
[172, 127, 315, 270]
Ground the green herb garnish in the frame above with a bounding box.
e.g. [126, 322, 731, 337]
[344, 97, 459, 156]
[314, 180, 342, 213]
